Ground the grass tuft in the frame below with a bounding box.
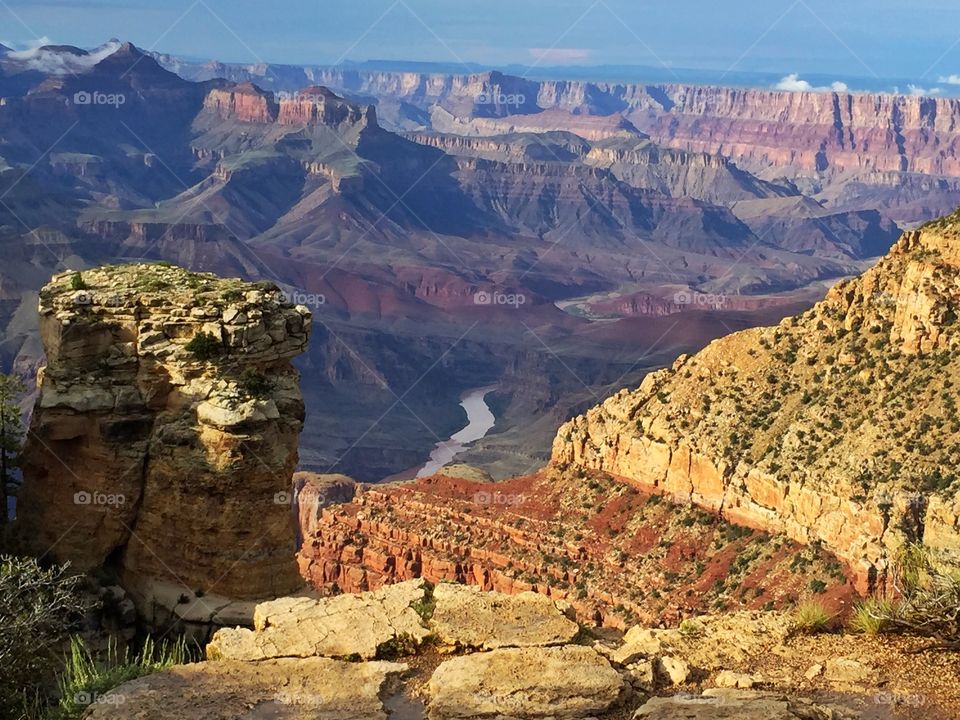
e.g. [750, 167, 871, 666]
[55, 635, 193, 720]
[792, 600, 833, 634]
[849, 598, 899, 635]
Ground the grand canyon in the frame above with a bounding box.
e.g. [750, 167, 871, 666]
[2, 14, 960, 720]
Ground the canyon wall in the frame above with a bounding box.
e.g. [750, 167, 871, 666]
[309, 70, 960, 184]
[16, 264, 312, 623]
[551, 221, 960, 593]
[296, 472, 855, 629]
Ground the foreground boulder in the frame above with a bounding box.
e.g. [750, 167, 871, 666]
[429, 582, 580, 649]
[208, 580, 431, 661]
[82, 657, 407, 720]
[633, 689, 858, 720]
[427, 645, 624, 719]
[16, 264, 311, 626]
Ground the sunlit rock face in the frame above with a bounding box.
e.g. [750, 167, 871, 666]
[17, 263, 311, 622]
[553, 218, 960, 593]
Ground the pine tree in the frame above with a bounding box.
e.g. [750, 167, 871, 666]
[0, 373, 25, 525]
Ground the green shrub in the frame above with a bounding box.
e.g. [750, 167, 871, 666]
[792, 600, 832, 634]
[55, 635, 192, 720]
[237, 368, 272, 397]
[70, 272, 87, 291]
[409, 584, 436, 621]
[0, 556, 87, 718]
[374, 633, 420, 660]
[678, 618, 705, 638]
[184, 331, 223, 362]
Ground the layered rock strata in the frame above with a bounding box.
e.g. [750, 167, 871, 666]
[552, 218, 960, 593]
[297, 473, 854, 629]
[17, 263, 311, 623]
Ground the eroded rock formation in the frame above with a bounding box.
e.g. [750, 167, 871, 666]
[552, 216, 960, 593]
[296, 473, 855, 629]
[17, 263, 311, 623]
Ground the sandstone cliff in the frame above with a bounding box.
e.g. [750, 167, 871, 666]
[16, 264, 311, 624]
[552, 215, 960, 592]
[312, 70, 960, 183]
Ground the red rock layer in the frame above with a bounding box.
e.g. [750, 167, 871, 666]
[298, 472, 855, 629]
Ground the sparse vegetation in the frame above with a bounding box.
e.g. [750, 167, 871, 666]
[792, 600, 832, 634]
[237, 368, 272, 397]
[0, 556, 87, 718]
[410, 584, 437, 621]
[374, 632, 421, 660]
[55, 635, 193, 720]
[849, 598, 898, 635]
[184, 331, 223, 361]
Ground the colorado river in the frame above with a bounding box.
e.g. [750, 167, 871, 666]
[416, 385, 497, 478]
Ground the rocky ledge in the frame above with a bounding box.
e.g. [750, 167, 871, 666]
[82, 579, 960, 719]
[16, 263, 311, 630]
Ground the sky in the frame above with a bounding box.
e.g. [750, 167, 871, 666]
[3, 0, 960, 89]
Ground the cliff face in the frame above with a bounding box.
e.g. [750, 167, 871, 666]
[625, 86, 960, 179]
[306, 69, 960, 194]
[17, 264, 312, 620]
[202, 82, 376, 129]
[552, 217, 960, 593]
[297, 472, 854, 629]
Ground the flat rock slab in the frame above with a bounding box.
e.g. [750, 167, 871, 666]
[616, 612, 792, 672]
[83, 657, 408, 720]
[427, 645, 624, 719]
[207, 579, 430, 661]
[632, 689, 860, 720]
[430, 583, 580, 649]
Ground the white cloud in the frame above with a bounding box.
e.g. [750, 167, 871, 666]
[907, 84, 942, 96]
[937, 74, 960, 85]
[6, 38, 122, 74]
[775, 73, 813, 91]
[775, 74, 852, 93]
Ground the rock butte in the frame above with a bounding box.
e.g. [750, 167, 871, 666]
[16, 263, 311, 628]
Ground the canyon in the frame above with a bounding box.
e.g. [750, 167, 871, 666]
[0, 41, 914, 482]
[163, 62, 960, 224]
[294, 214, 960, 625]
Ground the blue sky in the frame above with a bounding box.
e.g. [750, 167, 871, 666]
[3, 0, 960, 84]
